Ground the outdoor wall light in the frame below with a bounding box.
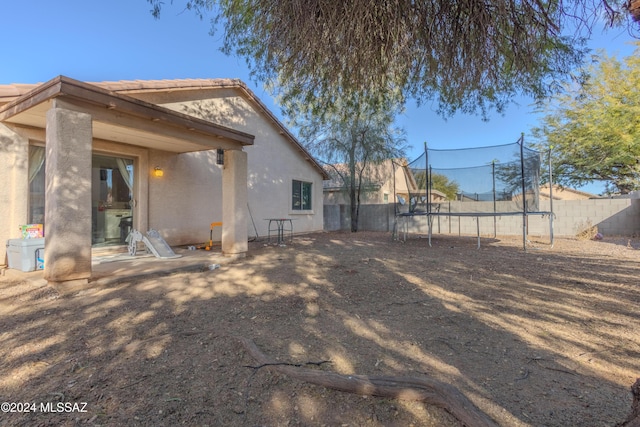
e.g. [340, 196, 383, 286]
[153, 167, 164, 177]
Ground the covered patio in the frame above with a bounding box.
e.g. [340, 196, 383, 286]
[0, 76, 254, 293]
[1, 245, 232, 293]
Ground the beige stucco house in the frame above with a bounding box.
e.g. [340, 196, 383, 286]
[323, 159, 446, 206]
[539, 184, 597, 200]
[0, 76, 328, 291]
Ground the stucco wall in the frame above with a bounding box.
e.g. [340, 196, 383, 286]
[0, 124, 29, 264]
[323, 160, 405, 206]
[147, 149, 224, 245]
[1, 90, 324, 266]
[142, 90, 325, 244]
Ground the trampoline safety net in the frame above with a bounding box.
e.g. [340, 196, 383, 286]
[399, 137, 543, 215]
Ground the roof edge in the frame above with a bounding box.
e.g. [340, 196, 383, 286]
[0, 76, 254, 146]
[92, 78, 329, 180]
[232, 82, 330, 180]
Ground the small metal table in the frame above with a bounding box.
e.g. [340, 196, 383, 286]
[266, 218, 293, 245]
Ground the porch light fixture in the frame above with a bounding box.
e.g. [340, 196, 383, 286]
[153, 167, 164, 177]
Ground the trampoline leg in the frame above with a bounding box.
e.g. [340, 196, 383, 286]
[403, 217, 408, 242]
[392, 217, 397, 240]
[550, 213, 555, 248]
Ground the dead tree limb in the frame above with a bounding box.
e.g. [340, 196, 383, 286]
[621, 378, 640, 427]
[237, 336, 498, 427]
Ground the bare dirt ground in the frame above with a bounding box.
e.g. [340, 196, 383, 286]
[1, 231, 639, 427]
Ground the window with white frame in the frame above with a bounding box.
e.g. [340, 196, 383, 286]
[292, 180, 312, 211]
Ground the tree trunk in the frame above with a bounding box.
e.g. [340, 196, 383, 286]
[349, 188, 358, 232]
[349, 145, 358, 232]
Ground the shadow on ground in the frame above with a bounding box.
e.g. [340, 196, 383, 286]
[1, 232, 639, 426]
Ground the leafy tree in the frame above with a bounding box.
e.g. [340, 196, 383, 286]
[430, 173, 461, 200]
[414, 170, 459, 200]
[532, 42, 640, 194]
[491, 145, 543, 190]
[147, 0, 636, 118]
[296, 99, 406, 232]
[493, 151, 544, 209]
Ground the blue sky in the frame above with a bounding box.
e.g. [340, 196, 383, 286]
[2, 1, 636, 193]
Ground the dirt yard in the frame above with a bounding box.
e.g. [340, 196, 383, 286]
[1, 231, 639, 427]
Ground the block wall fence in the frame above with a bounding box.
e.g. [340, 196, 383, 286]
[324, 198, 640, 238]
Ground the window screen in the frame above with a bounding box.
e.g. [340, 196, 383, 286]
[292, 180, 312, 210]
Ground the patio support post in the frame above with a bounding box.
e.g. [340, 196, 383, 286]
[0, 125, 29, 264]
[221, 149, 248, 257]
[44, 106, 93, 291]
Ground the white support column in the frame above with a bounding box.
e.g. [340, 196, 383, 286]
[44, 106, 93, 291]
[221, 150, 248, 256]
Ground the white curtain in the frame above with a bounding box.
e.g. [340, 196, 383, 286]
[28, 146, 45, 183]
[115, 158, 133, 194]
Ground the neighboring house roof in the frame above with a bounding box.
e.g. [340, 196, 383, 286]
[324, 182, 382, 192]
[322, 159, 403, 190]
[322, 158, 449, 197]
[539, 184, 598, 200]
[322, 166, 383, 191]
[0, 77, 329, 180]
[394, 159, 420, 193]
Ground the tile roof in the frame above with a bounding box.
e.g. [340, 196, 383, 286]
[91, 78, 246, 93]
[0, 83, 44, 102]
[0, 77, 329, 179]
[0, 78, 245, 102]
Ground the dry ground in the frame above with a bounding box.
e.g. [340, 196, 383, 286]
[1, 231, 639, 427]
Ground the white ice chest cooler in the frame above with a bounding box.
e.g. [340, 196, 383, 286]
[6, 238, 45, 272]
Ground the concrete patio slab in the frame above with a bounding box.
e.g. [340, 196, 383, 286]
[0, 247, 232, 294]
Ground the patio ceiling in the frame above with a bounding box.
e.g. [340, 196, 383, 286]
[0, 76, 254, 153]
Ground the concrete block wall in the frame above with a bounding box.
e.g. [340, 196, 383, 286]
[325, 197, 640, 237]
[529, 199, 640, 237]
[358, 204, 392, 232]
[323, 205, 341, 231]
[427, 214, 527, 237]
[324, 204, 394, 232]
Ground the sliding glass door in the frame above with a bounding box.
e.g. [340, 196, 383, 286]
[91, 154, 134, 246]
[28, 146, 46, 225]
[28, 147, 136, 248]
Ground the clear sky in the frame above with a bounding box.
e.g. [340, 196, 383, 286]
[2, 0, 636, 193]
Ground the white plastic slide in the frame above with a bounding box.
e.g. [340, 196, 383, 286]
[127, 229, 182, 259]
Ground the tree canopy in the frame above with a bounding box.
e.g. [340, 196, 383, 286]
[429, 173, 461, 200]
[149, 0, 637, 117]
[297, 98, 406, 231]
[414, 170, 460, 200]
[532, 42, 640, 194]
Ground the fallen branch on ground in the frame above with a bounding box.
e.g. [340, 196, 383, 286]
[621, 378, 640, 427]
[237, 336, 498, 427]
[244, 360, 331, 369]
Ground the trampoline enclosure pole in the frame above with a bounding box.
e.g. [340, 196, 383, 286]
[548, 148, 554, 247]
[519, 135, 527, 250]
[492, 161, 497, 238]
